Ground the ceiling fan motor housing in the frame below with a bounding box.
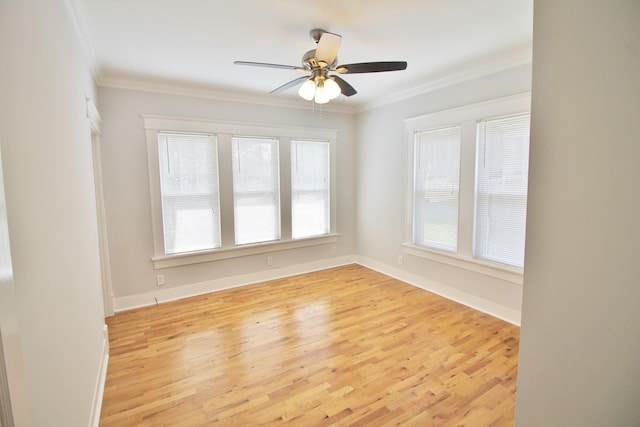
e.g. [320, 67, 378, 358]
[302, 49, 337, 71]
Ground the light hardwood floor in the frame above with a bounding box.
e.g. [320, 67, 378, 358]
[100, 264, 519, 426]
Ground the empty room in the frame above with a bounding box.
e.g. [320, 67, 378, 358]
[0, 1, 638, 426]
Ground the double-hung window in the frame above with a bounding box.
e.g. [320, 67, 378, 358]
[412, 126, 461, 252]
[475, 114, 530, 268]
[157, 132, 221, 254]
[231, 137, 281, 245]
[291, 140, 330, 239]
[144, 116, 338, 268]
[405, 93, 531, 281]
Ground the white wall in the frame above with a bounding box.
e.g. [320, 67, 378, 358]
[97, 87, 357, 304]
[355, 64, 531, 322]
[515, 1, 640, 425]
[0, 1, 106, 426]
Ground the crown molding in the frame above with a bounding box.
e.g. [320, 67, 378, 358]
[96, 53, 531, 116]
[357, 53, 532, 113]
[98, 74, 359, 115]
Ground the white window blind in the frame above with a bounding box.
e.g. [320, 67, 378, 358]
[232, 137, 281, 245]
[291, 140, 330, 239]
[158, 133, 221, 254]
[413, 126, 461, 252]
[475, 113, 530, 268]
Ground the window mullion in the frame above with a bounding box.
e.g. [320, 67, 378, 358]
[146, 129, 166, 257]
[279, 137, 292, 241]
[217, 133, 236, 248]
[457, 120, 477, 258]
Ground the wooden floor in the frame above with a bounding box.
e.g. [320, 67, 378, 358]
[100, 265, 519, 426]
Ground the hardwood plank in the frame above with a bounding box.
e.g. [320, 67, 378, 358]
[100, 264, 519, 426]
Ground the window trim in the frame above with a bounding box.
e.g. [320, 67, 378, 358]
[404, 93, 531, 284]
[143, 115, 338, 269]
[152, 233, 339, 269]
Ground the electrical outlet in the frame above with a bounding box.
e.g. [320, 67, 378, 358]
[156, 274, 165, 286]
[331, 246, 337, 255]
[397, 256, 403, 265]
[266, 256, 273, 266]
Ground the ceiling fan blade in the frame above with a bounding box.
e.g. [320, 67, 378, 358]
[315, 32, 341, 67]
[335, 61, 407, 74]
[332, 76, 357, 97]
[234, 61, 305, 71]
[270, 76, 310, 94]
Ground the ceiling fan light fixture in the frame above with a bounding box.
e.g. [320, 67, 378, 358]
[235, 29, 407, 105]
[298, 78, 316, 101]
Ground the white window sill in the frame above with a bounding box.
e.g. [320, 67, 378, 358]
[152, 234, 339, 269]
[403, 244, 523, 285]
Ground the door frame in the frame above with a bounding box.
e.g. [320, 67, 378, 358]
[87, 98, 114, 317]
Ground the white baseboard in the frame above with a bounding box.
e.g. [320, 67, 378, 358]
[355, 256, 521, 326]
[89, 324, 109, 427]
[114, 256, 356, 312]
[114, 255, 520, 325]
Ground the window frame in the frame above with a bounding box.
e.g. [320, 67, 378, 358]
[404, 93, 531, 284]
[412, 125, 462, 253]
[144, 115, 338, 269]
[474, 113, 531, 268]
[290, 139, 331, 240]
[231, 136, 281, 246]
[157, 132, 222, 255]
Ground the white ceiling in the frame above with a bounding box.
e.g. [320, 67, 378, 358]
[82, 0, 533, 108]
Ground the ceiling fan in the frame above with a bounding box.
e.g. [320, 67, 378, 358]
[234, 29, 407, 104]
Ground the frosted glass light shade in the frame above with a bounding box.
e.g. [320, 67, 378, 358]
[314, 81, 331, 104]
[324, 78, 341, 100]
[298, 79, 316, 101]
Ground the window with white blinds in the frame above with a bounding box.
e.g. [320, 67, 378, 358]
[158, 133, 221, 254]
[413, 126, 461, 252]
[475, 114, 531, 267]
[291, 140, 330, 239]
[145, 116, 338, 267]
[232, 137, 281, 245]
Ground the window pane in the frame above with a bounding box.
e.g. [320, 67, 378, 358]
[291, 140, 329, 239]
[475, 114, 530, 267]
[158, 133, 220, 254]
[232, 137, 280, 245]
[413, 126, 461, 252]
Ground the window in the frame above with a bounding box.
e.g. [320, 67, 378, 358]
[404, 93, 530, 282]
[232, 137, 280, 245]
[412, 126, 461, 252]
[158, 133, 220, 254]
[291, 140, 330, 239]
[475, 114, 530, 268]
[144, 116, 338, 268]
